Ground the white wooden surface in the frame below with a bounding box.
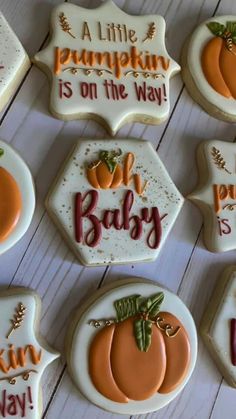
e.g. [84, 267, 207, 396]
[0, 0, 236, 418]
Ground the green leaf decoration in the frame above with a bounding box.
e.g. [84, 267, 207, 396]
[113, 291, 165, 352]
[0, 148, 4, 157]
[99, 149, 122, 173]
[134, 319, 152, 352]
[226, 21, 236, 37]
[207, 22, 226, 37]
[147, 292, 164, 318]
[139, 292, 164, 318]
[114, 294, 141, 322]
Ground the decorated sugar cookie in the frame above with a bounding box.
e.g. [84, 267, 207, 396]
[33, 1, 180, 134]
[182, 16, 236, 122]
[188, 140, 236, 252]
[0, 288, 60, 418]
[66, 279, 197, 414]
[0, 140, 35, 254]
[46, 139, 184, 266]
[0, 12, 30, 112]
[201, 266, 236, 387]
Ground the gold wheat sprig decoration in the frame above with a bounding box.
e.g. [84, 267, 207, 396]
[143, 22, 156, 42]
[6, 303, 26, 339]
[59, 12, 75, 39]
[211, 146, 232, 174]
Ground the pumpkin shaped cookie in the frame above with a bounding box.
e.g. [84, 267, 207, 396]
[182, 16, 236, 122]
[66, 279, 197, 414]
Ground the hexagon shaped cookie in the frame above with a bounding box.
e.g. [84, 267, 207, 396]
[46, 139, 184, 266]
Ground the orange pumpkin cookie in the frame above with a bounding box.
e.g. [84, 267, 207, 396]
[66, 279, 197, 414]
[0, 140, 35, 255]
[182, 16, 236, 122]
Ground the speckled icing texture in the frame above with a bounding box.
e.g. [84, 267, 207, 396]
[34, 1, 180, 134]
[0, 289, 59, 419]
[187, 15, 236, 116]
[0, 12, 30, 111]
[46, 139, 184, 266]
[0, 140, 35, 255]
[67, 280, 197, 414]
[189, 140, 236, 252]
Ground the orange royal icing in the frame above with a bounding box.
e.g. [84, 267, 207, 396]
[54, 46, 170, 79]
[89, 317, 167, 402]
[157, 312, 190, 394]
[123, 153, 135, 186]
[87, 162, 123, 189]
[110, 317, 166, 401]
[201, 37, 231, 98]
[213, 184, 236, 214]
[0, 344, 42, 374]
[0, 167, 22, 242]
[219, 42, 236, 99]
[89, 324, 129, 403]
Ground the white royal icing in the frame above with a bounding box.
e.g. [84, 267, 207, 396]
[67, 280, 197, 415]
[34, 1, 180, 134]
[189, 140, 236, 252]
[0, 140, 35, 255]
[0, 12, 30, 112]
[0, 289, 59, 419]
[187, 15, 236, 116]
[46, 139, 184, 266]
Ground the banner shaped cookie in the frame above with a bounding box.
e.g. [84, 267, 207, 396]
[188, 140, 236, 252]
[189, 140, 236, 252]
[0, 140, 35, 255]
[0, 288, 60, 419]
[66, 279, 197, 414]
[46, 139, 184, 266]
[182, 15, 236, 122]
[201, 266, 236, 387]
[33, 1, 180, 134]
[0, 12, 30, 112]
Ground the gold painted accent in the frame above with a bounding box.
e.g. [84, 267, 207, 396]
[0, 369, 37, 385]
[155, 316, 181, 338]
[142, 22, 156, 42]
[211, 146, 232, 174]
[59, 12, 75, 39]
[139, 180, 149, 196]
[89, 319, 116, 328]
[223, 31, 236, 54]
[125, 70, 164, 79]
[62, 67, 113, 77]
[6, 303, 26, 339]
[88, 160, 101, 170]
